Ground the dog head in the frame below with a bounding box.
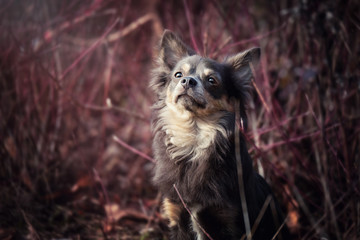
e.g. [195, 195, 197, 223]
[151, 30, 260, 118]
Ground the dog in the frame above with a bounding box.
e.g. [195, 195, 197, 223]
[150, 30, 289, 240]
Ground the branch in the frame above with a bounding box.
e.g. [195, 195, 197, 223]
[60, 17, 119, 80]
[173, 184, 214, 240]
[234, 100, 252, 240]
[182, 0, 200, 53]
[113, 135, 155, 163]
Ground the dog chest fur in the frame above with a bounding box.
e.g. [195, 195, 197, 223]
[151, 101, 237, 205]
[157, 103, 227, 163]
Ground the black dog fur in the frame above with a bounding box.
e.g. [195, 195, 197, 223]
[151, 30, 290, 240]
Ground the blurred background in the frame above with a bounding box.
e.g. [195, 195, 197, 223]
[0, 0, 359, 239]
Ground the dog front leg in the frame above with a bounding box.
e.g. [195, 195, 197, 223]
[163, 198, 195, 240]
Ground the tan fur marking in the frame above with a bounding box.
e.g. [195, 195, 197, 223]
[203, 68, 213, 76]
[163, 198, 182, 227]
[182, 63, 191, 73]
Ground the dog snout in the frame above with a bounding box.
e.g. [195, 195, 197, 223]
[180, 77, 197, 89]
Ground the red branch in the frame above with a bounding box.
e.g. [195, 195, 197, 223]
[60, 18, 119, 80]
[305, 94, 349, 176]
[182, 0, 200, 53]
[113, 135, 155, 163]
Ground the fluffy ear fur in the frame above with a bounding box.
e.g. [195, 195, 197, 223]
[225, 47, 260, 100]
[226, 47, 260, 84]
[225, 47, 260, 129]
[226, 47, 260, 71]
[158, 30, 196, 69]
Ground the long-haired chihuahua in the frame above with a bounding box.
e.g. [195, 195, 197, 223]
[150, 30, 290, 240]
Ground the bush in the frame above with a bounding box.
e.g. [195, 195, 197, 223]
[1, 0, 359, 239]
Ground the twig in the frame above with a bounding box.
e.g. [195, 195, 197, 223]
[314, 145, 341, 240]
[218, 22, 287, 55]
[211, 36, 232, 59]
[21, 210, 41, 240]
[61, 13, 158, 46]
[259, 53, 272, 112]
[58, 80, 147, 120]
[251, 195, 272, 236]
[241, 127, 289, 182]
[173, 184, 214, 240]
[113, 135, 155, 163]
[270, 195, 281, 240]
[301, 185, 354, 240]
[42, 3, 107, 43]
[305, 94, 349, 176]
[260, 123, 340, 151]
[182, 0, 200, 53]
[234, 100, 252, 240]
[249, 111, 310, 138]
[143, 193, 162, 232]
[251, 78, 270, 113]
[108, 209, 152, 222]
[249, 99, 265, 176]
[41, 62, 148, 121]
[93, 168, 114, 223]
[43, 0, 64, 159]
[107, 13, 156, 42]
[253, 58, 306, 166]
[271, 215, 289, 240]
[60, 17, 119, 80]
[292, 185, 323, 237]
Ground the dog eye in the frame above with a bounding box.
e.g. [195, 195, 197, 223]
[174, 72, 183, 78]
[207, 77, 217, 85]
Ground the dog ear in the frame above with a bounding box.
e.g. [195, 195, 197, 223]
[225, 47, 260, 82]
[158, 30, 196, 69]
[225, 47, 260, 100]
[224, 48, 260, 129]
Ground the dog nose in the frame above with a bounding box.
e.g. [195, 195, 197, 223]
[180, 77, 197, 89]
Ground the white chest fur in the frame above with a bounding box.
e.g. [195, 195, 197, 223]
[157, 104, 227, 163]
